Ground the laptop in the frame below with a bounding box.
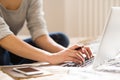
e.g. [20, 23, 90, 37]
[61, 7, 120, 69]
[92, 7, 120, 72]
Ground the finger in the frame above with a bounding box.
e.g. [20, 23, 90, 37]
[81, 47, 90, 59]
[85, 47, 93, 58]
[69, 44, 83, 50]
[75, 46, 84, 51]
[76, 52, 85, 62]
[68, 51, 85, 64]
[65, 49, 85, 64]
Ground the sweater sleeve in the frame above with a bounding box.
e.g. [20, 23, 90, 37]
[0, 16, 13, 40]
[26, 0, 48, 41]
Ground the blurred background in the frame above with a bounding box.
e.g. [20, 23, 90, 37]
[18, 0, 120, 43]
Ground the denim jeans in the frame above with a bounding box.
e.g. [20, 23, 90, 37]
[0, 32, 69, 65]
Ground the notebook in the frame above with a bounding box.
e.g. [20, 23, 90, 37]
[92, 7, 120, 72]
[62, 7, 120, 69]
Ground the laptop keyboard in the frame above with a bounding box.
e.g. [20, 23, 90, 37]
[61, 57, 94, 67]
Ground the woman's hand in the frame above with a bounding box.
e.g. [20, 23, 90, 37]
[48, 44, 93, 65]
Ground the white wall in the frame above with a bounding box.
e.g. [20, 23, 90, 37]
[43, 0, 65, 33]
[18, 0, 120, 38]
[43, 0, 79, 37]
[78, 0, 120, 37]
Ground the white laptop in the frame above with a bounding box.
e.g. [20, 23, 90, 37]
[92, 7, 120, 72]
[61, 7, 120, 69]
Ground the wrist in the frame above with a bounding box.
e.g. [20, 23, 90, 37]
[46, 53, 59, 65]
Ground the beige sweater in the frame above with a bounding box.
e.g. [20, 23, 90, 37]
[0, 0, 48, 40]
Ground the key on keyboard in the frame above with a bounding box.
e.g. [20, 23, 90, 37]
[61, 57, 94, 67]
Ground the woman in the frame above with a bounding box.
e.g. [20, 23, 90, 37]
[0, 0, 93, 65]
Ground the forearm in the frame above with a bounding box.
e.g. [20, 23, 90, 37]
[34, 35, 66, 53]
[0, 34, 52, 62]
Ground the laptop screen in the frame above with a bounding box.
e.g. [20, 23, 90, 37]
[93, 7, 120, 69]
